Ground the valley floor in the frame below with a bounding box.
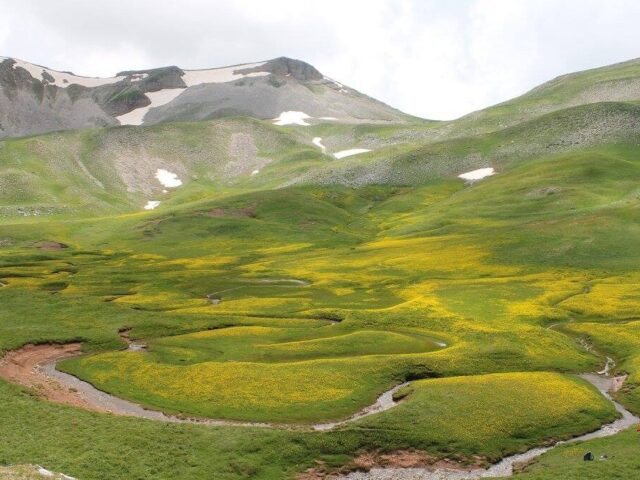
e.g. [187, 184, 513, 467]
[2, 138, 640, 479]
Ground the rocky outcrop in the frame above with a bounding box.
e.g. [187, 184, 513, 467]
[239, 57, 323, 82]
[0, 58, 117, 138]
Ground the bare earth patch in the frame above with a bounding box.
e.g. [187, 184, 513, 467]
[0, 343, 97, 411]
[34, 241, 68, 251]
[297, 451, 483, 480]
[205, 206, 256, 218]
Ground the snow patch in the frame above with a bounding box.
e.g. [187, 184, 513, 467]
[182, 62, 269, 86]
[9, 57, 125, 88]
[273, 111, 311, 126]
[324, 76, 343, 88]
[37, 466, 54, 477]
[334, 148, 371, 159]
[116, 88, 185, 125]
[35, 466, 76, 480]
[458, 167, 495, 182]
[130, 73, 149, 82]
[324, 76, 349, 93]
[319, 116, 338, 121]
[251, 169, 260, 176]
[312, 137, 326, 153]
[155, 169, 182, 188]
[144, 201, 161, 210]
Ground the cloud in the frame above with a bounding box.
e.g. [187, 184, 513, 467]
[1, 0, 639, 120]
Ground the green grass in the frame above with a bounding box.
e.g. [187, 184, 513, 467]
[58, 325, 444, 423]
[2, 71, 640, 477]
[354, 372, 616, 462]
[0, 371, 617, 479]
[564, 320, 640, 415]
[516, 427, 640, 479]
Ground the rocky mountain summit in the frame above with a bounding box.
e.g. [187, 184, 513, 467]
[0, 56, 411, 139]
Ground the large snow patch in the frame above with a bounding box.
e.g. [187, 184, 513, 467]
[333, 149, 371, 159]
[116, 88, 185, 125]
[182, 62, 269, 86]
[273, 111, 311, 126]
[458, 167, 495, 181]
[312, 137, 326, 153]
[155, 169, 183, 188]
[8, 58, 124, 88]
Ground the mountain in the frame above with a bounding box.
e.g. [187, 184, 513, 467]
[0, 56, 412, 139]
[2, 56, 640, 217]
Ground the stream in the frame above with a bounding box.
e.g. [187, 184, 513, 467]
[36, 343, 411, 431]
[6, 332, 636, 478]
[341, 361, 638, 479]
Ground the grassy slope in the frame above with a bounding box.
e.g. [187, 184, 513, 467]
[2, 60, 640, 478]
[4, 97, 640, 215]
[0, 372, 617, 480]
[0, 117, 336, 216]
[450, 57, 640, 136]
[1, 139, 638, 477]
[515, 428, 640, 479]
[303, 102, 640, 186]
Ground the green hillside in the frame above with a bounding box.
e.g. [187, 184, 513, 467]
[1, 57, 640, 480]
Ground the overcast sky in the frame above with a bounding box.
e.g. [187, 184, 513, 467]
[1, 0, 639, 120]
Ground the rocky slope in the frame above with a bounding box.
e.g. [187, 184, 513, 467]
[0, 56, 412, 139]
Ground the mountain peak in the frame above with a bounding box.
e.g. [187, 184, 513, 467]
[255, 57, 323, 81]
[0, 54, 410, 138]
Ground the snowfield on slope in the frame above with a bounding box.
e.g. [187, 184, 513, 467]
[1, 57, 270, 91]
[273, 112, 341, 126]
[116, 89, 186, 125]
[334, 148, 371, 159]
[273, 111, 312, 126]
[182, 62, 269, 86]
[312, 137, 327, 153]
[5, 57, 125, 88]
[155, 169, 183, 188]
[458, 167, 495, 181]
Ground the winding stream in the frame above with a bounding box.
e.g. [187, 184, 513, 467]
[2, 332, 637, 479]
[341, 364, 638, 479]
[33, 343, 412, 431]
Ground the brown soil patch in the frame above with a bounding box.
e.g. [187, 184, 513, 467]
[118, 328, 132, 342]
[35, 241, 68, 251]
[611, 375, 628, 393]
[351, 450, 483, 470]
[0, 343, 102, 412]
[297, 450, 484, 479]
[205, 205, 256, 218]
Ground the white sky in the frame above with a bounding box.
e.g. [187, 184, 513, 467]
[1, 0, 639, 120]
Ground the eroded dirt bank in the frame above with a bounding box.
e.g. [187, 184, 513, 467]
[0, 343, 96, 411]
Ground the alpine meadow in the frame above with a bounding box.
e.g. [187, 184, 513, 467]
[1, 35, 640, 480]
